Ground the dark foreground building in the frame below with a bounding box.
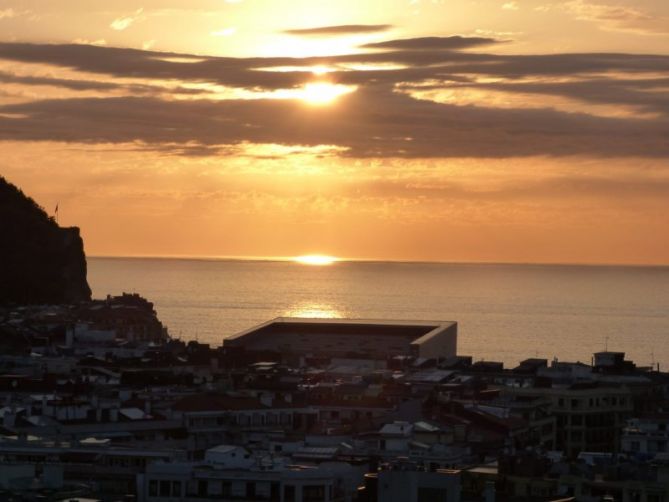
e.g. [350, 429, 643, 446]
[224, 317, 458, 361]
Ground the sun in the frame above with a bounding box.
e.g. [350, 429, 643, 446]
[300, 82, 355, 105]
[258, 81, 356, 104]
[293, 254, 339, 266]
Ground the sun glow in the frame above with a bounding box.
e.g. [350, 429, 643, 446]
[255, 65, 333, 75]
[294, 254, 339, 266]
[174, 80, 356, 104]
[300, 82, 355, 105]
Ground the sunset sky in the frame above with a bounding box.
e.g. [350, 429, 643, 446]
[1, 0, 668, 264]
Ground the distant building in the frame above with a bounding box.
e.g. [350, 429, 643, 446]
[0, 438, 182, 498]
[224, 318, 457, 362]
[359, 463, 461, 502]
[622, 416, 669, 456]
[141, 444, 358, 501]
[500, 382, 633, 457]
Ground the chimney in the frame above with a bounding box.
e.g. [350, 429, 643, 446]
[66, 325, 74, 347]
[3, 409, 15, 428]
[484, 481, 496, 502]
[260, 393, 273, 408]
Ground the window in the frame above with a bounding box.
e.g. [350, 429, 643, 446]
[303, 485, 326, 501]
[160, 480, 171, 497]
[417, 487, 449, 502]
[284, 485, 296, 502]
[149, 480, 158, 496]
[247, 482, 257, 498]
[271, 483, 280, 499]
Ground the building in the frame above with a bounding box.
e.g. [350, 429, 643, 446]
[500, 383, 633, 457]
[140, 444, 360, 502]
[622, 416, 669, 457]
[358, 462, 461, 502]
[0, 436, 183, 498]
[225, 318, 457, 362]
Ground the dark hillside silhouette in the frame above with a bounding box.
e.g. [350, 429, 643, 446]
[0, 176, 91, 304]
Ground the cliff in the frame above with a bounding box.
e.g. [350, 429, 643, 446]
[0, 176, 92, 305]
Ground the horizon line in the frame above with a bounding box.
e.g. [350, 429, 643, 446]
[88, 254, 669, 269]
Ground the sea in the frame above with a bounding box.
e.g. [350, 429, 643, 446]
[87, 257, 669, 369]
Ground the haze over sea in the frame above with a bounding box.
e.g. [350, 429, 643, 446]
[88, 258, 669, 368]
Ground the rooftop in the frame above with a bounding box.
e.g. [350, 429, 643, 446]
[227, 317, 455, 343]
[224, 317, 457, 360]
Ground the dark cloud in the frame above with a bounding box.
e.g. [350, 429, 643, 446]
[0, 43, 313, 91]
[464, 78, 669, 116]
[0, 70, 122, 91]
[0, 69, 216, 97]
[1, 87, 667, 159]
[1, 43, 667, 91]
[0, 41, 667, 160]
[361, 36, 501, 50]
[285, 24, 392, 36]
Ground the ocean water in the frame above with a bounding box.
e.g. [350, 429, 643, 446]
[87, 258, 669, 368]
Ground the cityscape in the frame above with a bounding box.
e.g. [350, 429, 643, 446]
[1, 284, 668, 501]
[2, 0, 669, 500]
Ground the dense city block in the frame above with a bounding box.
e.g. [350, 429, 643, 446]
[1, 299, 668, 501]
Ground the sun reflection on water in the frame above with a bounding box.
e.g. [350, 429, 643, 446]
[286, 302, 345, 319]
